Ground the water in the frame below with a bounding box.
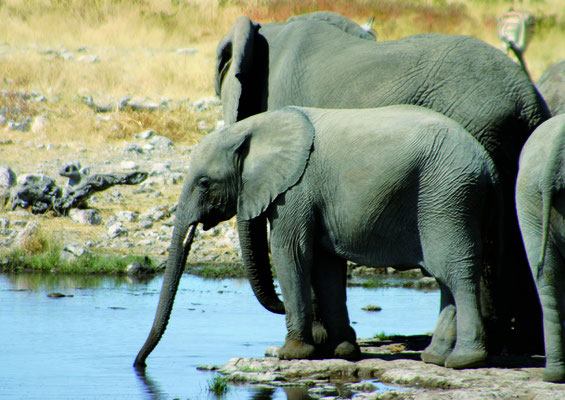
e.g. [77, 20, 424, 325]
[0, 273, 439, 399]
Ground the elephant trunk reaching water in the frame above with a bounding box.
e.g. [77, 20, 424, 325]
[134, 192, 284, 368]
[134, 223, 196, 368]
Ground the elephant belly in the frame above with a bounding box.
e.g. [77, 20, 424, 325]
[319, 225, 424, 269]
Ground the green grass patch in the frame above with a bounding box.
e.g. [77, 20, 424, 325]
[373, 331, 397, 340]
[187, 262, 247, 279]
[207, 374, 230, 396]
[0, 246, 158, 274]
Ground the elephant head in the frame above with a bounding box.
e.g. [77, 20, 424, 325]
[215, 12, 375, 125]
[134, 108, 314, 367]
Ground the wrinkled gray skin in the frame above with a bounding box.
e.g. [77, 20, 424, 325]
[216, 11, 550, 353]
[536, 59, 565, 117]
[516, 114, 565, 383]
[134, 106, 501, 369]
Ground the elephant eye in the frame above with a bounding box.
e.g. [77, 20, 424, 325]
[197, 177, 210, 189]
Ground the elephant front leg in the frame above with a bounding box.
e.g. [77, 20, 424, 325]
[311, 248, 359, 360]
[271, 245, 316, 360]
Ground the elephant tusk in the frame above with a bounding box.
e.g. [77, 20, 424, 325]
[182, 224, 197, 264]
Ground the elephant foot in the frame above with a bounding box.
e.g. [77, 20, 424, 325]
[312, 320, 328, 345]
[334, 341, 361, 361]
[421, 345, 451, 366]
[278, 339, 316, 360]
[543, 366, 565, 383]
[444, 348, 487, 369]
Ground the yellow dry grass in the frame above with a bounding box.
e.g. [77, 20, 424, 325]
[0, 0, 563, 254]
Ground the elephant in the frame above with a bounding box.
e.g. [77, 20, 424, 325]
[516, 113, 565, 383]
[536, 59, 565, 117]
[215, 11, 550, 353]
[134, 105, 501, 370]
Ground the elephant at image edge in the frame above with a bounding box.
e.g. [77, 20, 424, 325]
[516, 114, 565, 383]
[215, 11, 550, 352]
[134, 105, 501, 369]
[536, 59, 565, 117]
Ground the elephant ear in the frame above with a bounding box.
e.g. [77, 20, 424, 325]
[215, 16, 266, 124]
[237, 107, 315, 220]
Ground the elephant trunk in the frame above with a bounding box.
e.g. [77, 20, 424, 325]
[237, 215, 285, 314]
[134, 223, 197, 368]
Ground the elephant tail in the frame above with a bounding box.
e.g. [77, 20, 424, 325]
[537, 126, 565, 277]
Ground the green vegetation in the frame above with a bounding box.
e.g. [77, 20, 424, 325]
[373, 331, 397, 340]
[207, 375, 230, 396]
[187, 263, 247, 279]
[0, 246, 158, 274]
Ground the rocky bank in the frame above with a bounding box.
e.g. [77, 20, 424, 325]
[207, 336, 564, 399]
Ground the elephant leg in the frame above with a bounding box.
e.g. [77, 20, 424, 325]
[534, 244, 565, 383]
[443, 271, 488, 369]
[421, 281, 457, 366]
[421, 221, 487, 369]
[311, 248, 359, 360]
[311, 290, 329, 346]
[271, 243, 316, 360]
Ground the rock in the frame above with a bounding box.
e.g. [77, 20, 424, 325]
[60, 244, 87, 262]
[69, 209, 102, 225]
[148, 135, 173, 149]
[120, 161, 139, 170]
[77, 55, 100, 63]
[47, 292, 73, 298]
[0, 166, 16, 188]
[59, 162, 84, 186]
[176, 48, 198, 55]
[192, 97, 222, 112]
[8, 118, 31, 132]
[0, 218, 9, 234]
[125, 260, 154, 275]
[14, 221, 39, 249]
[265, 346, 280, 357]
[116, 210, 139, 222]
[135, 129, 155, 140]
[362, 305, 382, 312]
[124, 144, 143, 154]
[107, 222, 128, 238]
[32, 116, 49, 133]
[149, 163, 171, 176]
[126, 97, 169, 112]
[307, 385, 339, 397]
[138, 217, 154, 229]
[348, 381, 377, 392]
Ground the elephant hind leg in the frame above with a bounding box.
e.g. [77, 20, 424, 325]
[443, 272, 488, 369]
[422, 282, 457, 366]
[536, 243, 565, 383]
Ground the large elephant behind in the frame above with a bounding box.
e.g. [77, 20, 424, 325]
[215, 11, 550, 353]
[536, 59, 565, 117]
[516, 114, 565, 383]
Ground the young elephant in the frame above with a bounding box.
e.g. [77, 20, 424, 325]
[516, 114, 565, 383]
[135, 105, 500, 370]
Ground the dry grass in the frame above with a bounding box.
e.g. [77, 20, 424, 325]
[0, 0, 563, 257]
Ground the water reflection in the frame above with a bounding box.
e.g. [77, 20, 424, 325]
[0, 272, 438, 399]
[134, 366, 168, 400]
